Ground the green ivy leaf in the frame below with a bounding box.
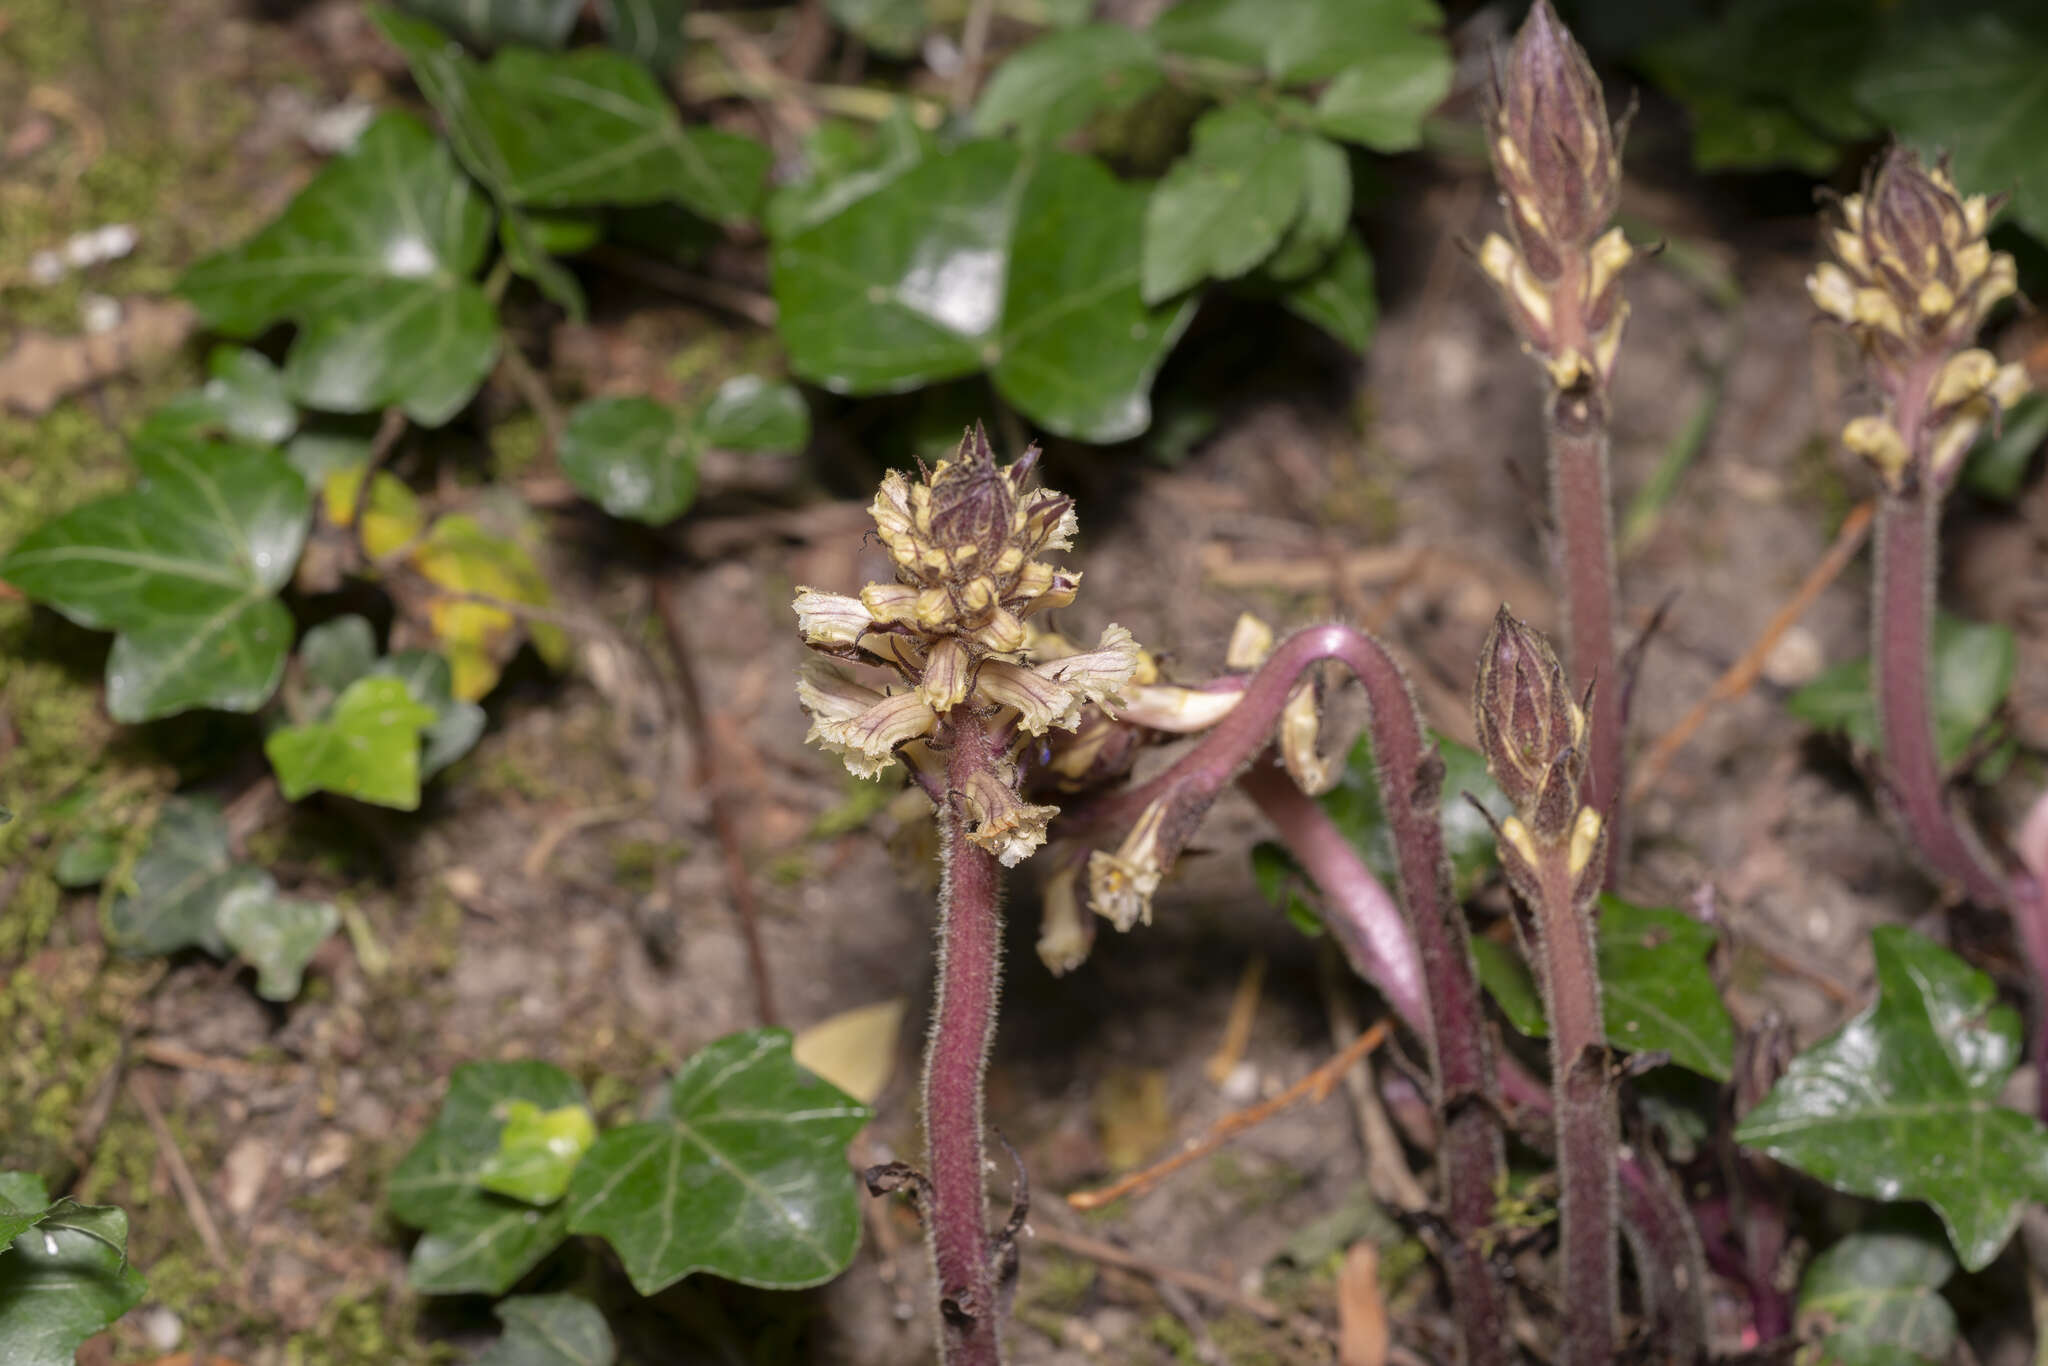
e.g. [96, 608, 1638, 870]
[477, 1294, 616, 1366]
[1277, 231, 1378, 352]
[477, 1102, 599, 1206]
[397, 0, 581, 48]
[145, 347, 299, 447]
[265, 676, 439, 809]
[559, 397, 699, 525]
[699, 376, 811, 453]
[1321, 730, 1510, 903]
[1152, 0, 1444, 85]
[179, 113, 498, 426]
[1313, 22, 1454, 152]
[1735, 926, 2048, 1271]
[772, 141, 1192, 442]
[826, 0, 925, 57]
[1787, 614, 2015, 769]
[389, 1061, 587, 1295]
[52, 832, 119, 889]
[378, 12, 770, 226]
[295, 618, 486, 779]
[765, 108, 931, 241]
[217, 882, 341, 1002]
[106, 797, 251, 958]
[599, 0, 689, 67]
[1963, 390, 2048, 502]
[971, 25, 1164, 148]
[1798, 1224, 1957, 1364]
[0, 1185, 147, 1366]
[1, 432, 310, 722]
[1856, 3, 2048, 239]
[1470, 898, 1735, 1079]
[501, 212, 588, 323]
[565, 1028, 871, 1293]
[1142, 105, 1311, 303]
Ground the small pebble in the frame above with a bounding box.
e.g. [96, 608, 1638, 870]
[1761, 624, 1824, 688]
[1218, 1060, 1259, 1105]
[139, 1305, 182, 1354]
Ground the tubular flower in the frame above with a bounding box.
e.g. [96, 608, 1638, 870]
[792, 424, 1142, 865]
[1808, 147, 2029, 489]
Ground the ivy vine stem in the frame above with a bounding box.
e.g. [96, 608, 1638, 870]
[925, 709, 1007, 1366]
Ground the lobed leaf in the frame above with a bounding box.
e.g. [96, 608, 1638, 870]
[477, 1102, 599, 1207]
[0, 1201, 147, 1366]
[972, 25, 1164, 148]
[265, 676, 440, 809]
[1141, 105, 1311, 303]
[1798, 1223, 1957, 1364]
[1152, 0, 1445, 85]
[699, 376, 811, 454]
[179, 113, 498, 426]
[1735, 927, 2048, 1271]
[106, 797, 247, 958]
[565, 1029, 871, 1293]
[558, 397, 699, 524]
[144, 346, 299, 447]
[216, 883, 341, 1002]
[477, 1294, 616, 1366]
[1276, 231, 1378, 351]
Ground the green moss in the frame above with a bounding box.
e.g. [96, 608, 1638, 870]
[1022, 1249, 1096, 1315]
[489, 412, 547, 482]
[283, 1290, 450, 1366]
[607, 836, 689, 895]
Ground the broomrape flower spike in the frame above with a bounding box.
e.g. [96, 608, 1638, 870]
[1808, 146, 2028, 490]
[793, 423, 1140, 867]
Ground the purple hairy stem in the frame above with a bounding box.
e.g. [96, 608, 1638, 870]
[1618, 1140, 1708, 1363]
[1551, 423, 1624, 883]
[1874, 372, 2048, 1117]
[1238, 760, 1429, 1037]
[926, 712, 1007, 1365]
[1064, 625, 1507, 1364]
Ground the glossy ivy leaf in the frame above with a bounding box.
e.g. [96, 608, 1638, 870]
[477, 1294, 616, 1366]
[700, 376, 810, 453]
[971, 25, 1164, 148]
[179, 113, 498, 426]
[265, 676, 439, 809]
[565, 1029, 871, 1293]
[1151, 0, 1445, 86]
[397, 0, 581, 48]
[412, 513, 571, 701]
[599, 0, 688, 67]
[765, 108, 930, 241]
[296, 617, 486, 779]
[1263, 134, 1350, 282]
[559, 398, 699, 524]
[1736, 926, 2048, 1271]
[477, 1102, 599, 1206]
[145, 346, 299, 447]
[1962, 390, 2048, 502]
[501, 212, 588, 323]
[826, 0, 925, 58]
[217, 881, 341, 1001]
[1277, 231, 1377, 352]
[772, 141, 1192, 442]
[0, 432, 309, 722]
[1142, 105, 1310, 304]
[378, 12, 770, 226]
[1855, 3, 2048, 240]
[1322, 730, 1510, 904]
[0, 1178, 147, 1366]
[1470, 898, 1735, 1079]
[389, 1061, 587, 1295]
[1787, 613, 2015, 769]
[1313, 22, 1453, 152]
[286, 420, 378, 488]
[106, 796, 251, 958]
[1798, 1223, 1957, 1364]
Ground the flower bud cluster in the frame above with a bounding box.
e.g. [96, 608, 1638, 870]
[1473, 608, 1604, 909]
[1809, 147, 2029, 489]
[793, 425, 1141, 867]
[1478, 0, 1633, 400]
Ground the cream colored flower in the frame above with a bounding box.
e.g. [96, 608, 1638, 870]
[792, 588, 870, 647]
[961, 766, 1059, 867]
[1088, 799, 1170, 931]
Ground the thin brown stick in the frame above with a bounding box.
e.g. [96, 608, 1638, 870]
[128, 1073, 232, 1273]
[652, 576, 778, 1027]
[1202, 954, 1265, 1085]
[1029, 1221, 1288, 1323]
[1067, 1019, 1390, 1212]
[1631, 498, 1875, 801]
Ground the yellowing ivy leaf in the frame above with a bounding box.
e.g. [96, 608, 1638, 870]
[322, 467, 427, 560]
[791, 998, 907, 1105]
[412, 514, 568, 699]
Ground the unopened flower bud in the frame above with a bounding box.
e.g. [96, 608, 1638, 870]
[1473, 606, 1586, 843]
[1489, 0, 1618, 283]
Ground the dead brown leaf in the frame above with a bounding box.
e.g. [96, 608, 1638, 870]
[0, 297, 195, 415]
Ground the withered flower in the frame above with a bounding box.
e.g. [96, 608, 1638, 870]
[1809, 147, 2028, 488]
[792, 425, 1140, 867]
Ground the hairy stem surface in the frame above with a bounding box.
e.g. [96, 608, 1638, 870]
[1550, 422, 1623, 882]
[928, 713, 1006, 1366]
